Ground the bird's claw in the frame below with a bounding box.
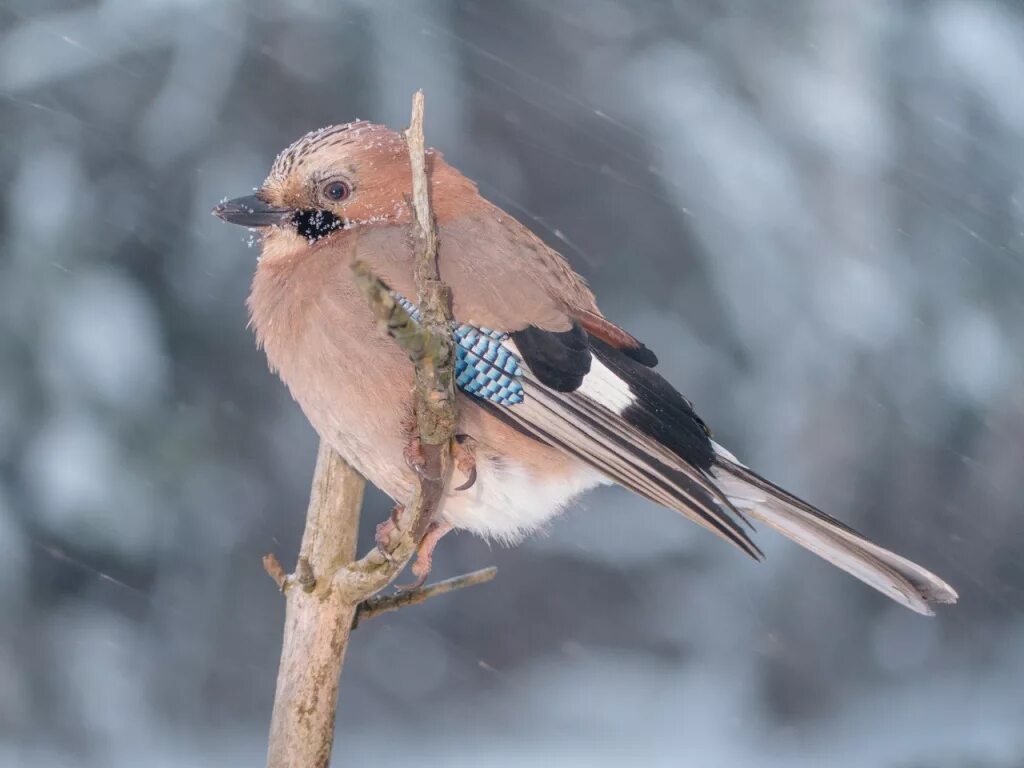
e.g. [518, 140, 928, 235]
[396, 569, 430, 592]
[454, 466, 477, 492]
[453, 434, 477, 491]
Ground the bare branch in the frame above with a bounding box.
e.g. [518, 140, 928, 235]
[405, 89, 457, 448]
[353, 567, 498, 627]
[407, 90, 438, 295]
[266, 443, 366, 768]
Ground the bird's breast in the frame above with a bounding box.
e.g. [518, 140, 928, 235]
[249, 240, 418, 501]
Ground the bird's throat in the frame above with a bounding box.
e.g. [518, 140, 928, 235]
[292, 209, 346, 242]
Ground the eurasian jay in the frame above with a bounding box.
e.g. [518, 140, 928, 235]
[214, 121, 957, 615]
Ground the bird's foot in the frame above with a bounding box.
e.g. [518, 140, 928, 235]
[374, 504, 404, 558]
[399, 521, 453, 590]
[452, 434, 477, 491]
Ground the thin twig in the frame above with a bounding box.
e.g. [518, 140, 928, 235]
[353, 567, 498, 628]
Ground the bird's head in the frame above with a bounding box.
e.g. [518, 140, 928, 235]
[213, 121, 416, 253]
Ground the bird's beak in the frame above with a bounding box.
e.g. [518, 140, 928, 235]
[213, 195, 294, 228]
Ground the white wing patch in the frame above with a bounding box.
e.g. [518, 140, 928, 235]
[576, 357, 637, 414]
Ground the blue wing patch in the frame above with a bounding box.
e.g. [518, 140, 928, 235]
[392, 294, 525, 406]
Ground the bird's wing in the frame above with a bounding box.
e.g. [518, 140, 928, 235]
[483, 322, 762, 558]
[390, 291, 758, 556]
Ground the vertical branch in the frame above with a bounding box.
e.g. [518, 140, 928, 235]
[406, 91, 439, 303]
[265, 443, 365, 768]
[403, 89, 457, 541]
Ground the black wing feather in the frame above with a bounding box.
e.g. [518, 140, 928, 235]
[511, 324, 591, 392]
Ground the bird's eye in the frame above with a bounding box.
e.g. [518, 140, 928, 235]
[323, 181, 351, 201]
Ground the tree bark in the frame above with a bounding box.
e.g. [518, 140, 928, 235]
[265, 444, 365, 768]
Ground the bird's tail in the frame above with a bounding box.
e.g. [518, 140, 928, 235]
[711, 444, 958, 615]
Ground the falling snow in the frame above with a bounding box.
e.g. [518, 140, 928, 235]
[1, 1, 1023, 767]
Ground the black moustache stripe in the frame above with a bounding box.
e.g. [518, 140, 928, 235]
[293, 209, 346, 241]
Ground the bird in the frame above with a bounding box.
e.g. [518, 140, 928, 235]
[213, 120, 957, 615]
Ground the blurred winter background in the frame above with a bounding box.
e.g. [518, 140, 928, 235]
[1, 0, 1023, 765]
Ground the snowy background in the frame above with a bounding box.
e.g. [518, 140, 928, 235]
[2, 0, 1023, 765]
